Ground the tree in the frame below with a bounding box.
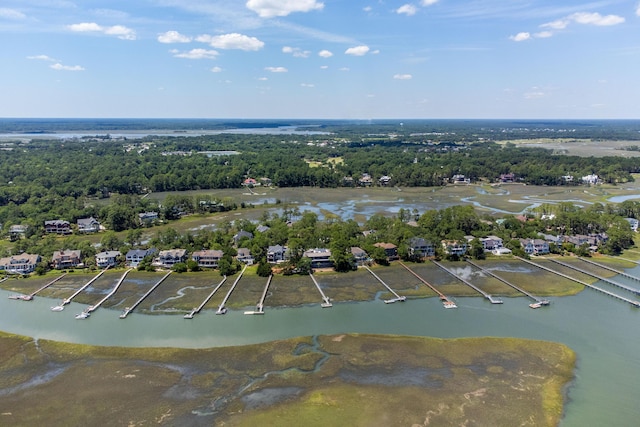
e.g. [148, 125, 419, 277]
[256, 259, 272, 277]
[100, 231, 123, 251]
[172, 262, 188, 273]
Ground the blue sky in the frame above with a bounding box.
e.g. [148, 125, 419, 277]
[1, 0, 639, 119]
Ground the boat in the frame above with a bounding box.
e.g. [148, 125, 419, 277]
[443, 301, 458, 309]
[50, 305, 64, 312]
[529, 302, 542, 309]
[75, 312, 90, 319]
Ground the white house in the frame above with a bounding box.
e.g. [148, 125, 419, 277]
[95, 251, 121, 268]
[0, 254, 41, 274]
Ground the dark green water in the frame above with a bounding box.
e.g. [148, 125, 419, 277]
[1, 272, 639, 426]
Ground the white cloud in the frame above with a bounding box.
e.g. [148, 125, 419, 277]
[50, 63, 85, 71]
[258, 77, 268, 81]
[282, 46, 310, 58]
[524, 88, 545, 99]
[541, 19, 570, 30]
[637, 3, 640, 17]
[246, 0, 324, 18]
[0, 8, 26, 20]
[172, 48, 219, 59]
[265, 66, 288, 72]
[318, 49, 333, 58]
[197, 33, 264, 51]
[67, 22, 136, 40]
[158, 31, 191, 44]
[363, 6, 372, 12]
[393, 74, 413, 80]
[300, 83, 315, 87]
[345, 45, 370, 56]
[569, 12, 624, 26]
[397, 4, 418, 16]
[510, 32, 531, 42]
[421, 0, 439, 5]
[211, 66, 222, 72]
[27, 55, 56, 62]
[339, 67, 350, 71]
[534, 31, 553, 38]
[320, 65, 329, 69]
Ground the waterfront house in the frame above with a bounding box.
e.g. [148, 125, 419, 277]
[303, 248, 333, 269]
[408, 237, 435, 258]
[153, 249, 187, 268]
[44, 219, 71, 234]
[8, 224, 28, 240]
[374, 242, 399, 261]
[0, 253, 41, 274]
[625, 218, 639, 232]
[256, 225, 270, 233]
[236, 248, 254, 265]
[191, 249, 224, 268]
[138, 211, 159, 225]
[350, 247, 369, 266]
[233, 230, 253, 245]
[95, 251, 121, 268]
[267, 245, 287, 264]
[358, 173, 373, 187]
[77, 217, 101, 233]
[480, 236, 504, 252]
[51, 249, 81, 269]
[519, 239, 550, 255]
[125, 248, 157, 267]
[441, 240, 468, 256]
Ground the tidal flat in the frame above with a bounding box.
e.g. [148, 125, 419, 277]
[0, 332, 574, 426]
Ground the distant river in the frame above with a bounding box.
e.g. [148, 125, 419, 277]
[2, 267, 640, 427]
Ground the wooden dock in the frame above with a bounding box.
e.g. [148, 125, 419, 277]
[309, 273, 332, 307]
[549, 258, 640, 296]
[399, 262, 457, 308]
[579, 257, 640, 285]
[119, 271, 172, 318]
[433, 261, 503, 304]
[216, 265, 247, 314]
[245, 275, 273, 315]
[517, 257, 640, 308]
[8, 273, 67, 301]
[363, 266, 406, 303]
[466, 260, 549, 307]
[82, 269, 132, 316]
[184, 276, 227, 319]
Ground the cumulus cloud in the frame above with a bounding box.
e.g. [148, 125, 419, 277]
[345, 45, 370, 56]
[50, 63, 85, 71]
[509, 32, 531, 42]
[283, 46, 310, 58]
[637, 3, 640, 16]
[397, 4, 418, 16]
[541, 19, 570, 30]
[421, 0, 439, 5]
[197, 33, 264, 51]
[171, 48, 219, 59]
[318, 49, 333, 58]
[265, 66, 288, 72]
[570, 12, 624, 26]
[0, 8, 26, 20]
[246, 0, 324, 18]
[67, 22, 136, 40]
[158, 31, 191, 44]
[211, 66, 222, 72]
[393, 74, 413, 80]
[534, 31, 553, 38]
[27, 55, 56, 62]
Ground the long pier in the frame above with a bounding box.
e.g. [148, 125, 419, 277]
[363, 266, 406, 303]
[433, 261, 503, 304]
[119, 271, 172, 318]
[517, 257, 640, 308]
[245, 275, 273, 315]
[309, 273, 332, 307]
[216, 265, 247, 314]
[50, 269, 108, 310]
[399, 262, 457, 308]
[184, 276, 227, 319]
[9, 273, 67, 301]
[579, 257, 640, 285]
[84, 269, 132, 315]
[466, 260, 549, 307]
[549, 258, 640, 296]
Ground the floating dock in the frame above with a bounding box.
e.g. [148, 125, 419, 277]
[433, 261, 503, 304]
[517, 257, 640, 308]
[309, 273, 332, 307]
[244, 275, 273, 315]
[363, 266, 406, 303]
[549, 258, 640, 296]
[119, 271, 172, 318]
[465, 260, 549, 308]
[216, 265, 247, 315]
[8, 273, 67, 301]
[399, 262, 457, 308]
[184, 276, 227, 319]
[80, 269, 132, 317]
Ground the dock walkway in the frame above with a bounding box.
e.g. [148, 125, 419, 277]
[85, 269, 132, 315]
[466, 260, 549, 307]
[398, 262, 457, 308]
[363, 266, 406, 303]
[579, 257, 640, 286]
[216, 265, 247, 314]
[184, 276, 227, 319]
[309, 273, 332, 307]
[549, 258, 640, 296]
[9, 274, 66, 301]
[517, 257, 640, 308]
[433, 261, 503, 304]
[245, 275, 273, 315]
[119, 271, 172, 318]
